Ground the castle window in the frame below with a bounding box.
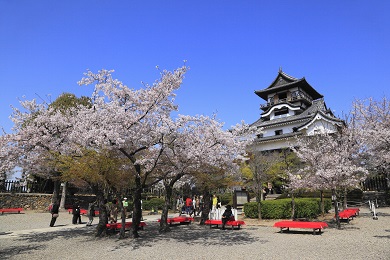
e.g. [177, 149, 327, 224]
[274, 107, 288, 116]
[278, 92, 287, 100]
[275, 130, 283, 136]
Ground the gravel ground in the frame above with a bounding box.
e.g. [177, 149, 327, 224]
[0, 207, 389, 260]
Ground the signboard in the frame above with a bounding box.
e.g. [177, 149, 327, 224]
[233, 190, 249, 208]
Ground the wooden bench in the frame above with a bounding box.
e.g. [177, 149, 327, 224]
[106, 221, 146, 231]
[204, 219, 245, 230]
[158, 216, 194, 225]
[0, 208, 24, 214]
[273, 221, 328, 235]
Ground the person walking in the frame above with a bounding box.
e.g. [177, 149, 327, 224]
[86, 203, 95, 226]
[72, 204, 82, 224]
[195, 196, 200, 216]
[109, 199, 118, 223]
[49, 201, 59, 227]
[122, 197, 128, 219]
[185, 196, 193, 216]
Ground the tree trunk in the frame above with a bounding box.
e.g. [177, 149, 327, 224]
[343, 187, 348, 210]
[256, 190, 262, 220]
[52, 179, 61, 203]
[119, 195, 126, 239]
[291, 192, 295, 220]
[131, 174, 142, 238]
[332, 189, 341, 229]
[59, 182, 67, 210]
[320, 190, 325, 217]
[200, 190, 211, 225]
[159, 184, 172, 233]
[95, 190, 109, 237]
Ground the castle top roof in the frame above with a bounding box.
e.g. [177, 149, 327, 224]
[254, 70, 323, 100]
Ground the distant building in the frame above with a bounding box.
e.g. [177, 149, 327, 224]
[250, 69, 344, 151]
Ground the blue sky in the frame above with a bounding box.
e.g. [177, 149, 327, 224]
[1, 0, 389, 133]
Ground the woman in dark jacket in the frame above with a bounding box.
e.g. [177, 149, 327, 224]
[221, 205, 234, 230]
[72, 204, 82, 224]
[49, 201, 60, 227]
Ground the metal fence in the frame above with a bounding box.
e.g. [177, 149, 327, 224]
[0, 180, 54, 194]
[1, 176, 388, 194]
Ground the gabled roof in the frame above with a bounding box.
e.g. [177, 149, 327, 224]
[251, 99, 341, 129]
[297, 110, 345, 131]
[261, 101, 302, 117]
[254, 70, 323, 100]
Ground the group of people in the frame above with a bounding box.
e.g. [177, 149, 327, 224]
[49, 194, 234, 230]
[176, 194, 234, 230]
[176, 195, 204, 217]
[106, 197, 130, 223]
[49, 201, 96, 227]
[49, 196, 130, 227]
[71, 202, 96, 225]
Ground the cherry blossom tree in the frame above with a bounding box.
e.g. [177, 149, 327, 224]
[71, 66, 188, 238]
[155, 115, 250, 232]
[352, 97, 390, 182]
[241, 150, 281, 220]
[1, 94, 88, 203]
[291, 126, 368, 228]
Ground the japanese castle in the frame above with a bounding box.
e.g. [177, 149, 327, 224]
[250, 69, 344, 151]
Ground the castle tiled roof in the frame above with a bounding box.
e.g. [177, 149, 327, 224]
[254, 70, 323, 100]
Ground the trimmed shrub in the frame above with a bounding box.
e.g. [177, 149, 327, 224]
[261, 200, 291, 219]
[219, 193, 233, 206]
[294, 199, 319, 218]
[243, 202, 258, 218]
[142, 198, 165, 210]
[243, 198, 332, 219]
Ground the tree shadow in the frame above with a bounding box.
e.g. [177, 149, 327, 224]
[373, 235, 390, 239]
[0, 244, 45, 259]
[3, 222, 267, 255]
[0, 232, 13, 236]
[275, 230, 324, 235]
[15, 228, 96, 243]
[110, 222, 268, 251]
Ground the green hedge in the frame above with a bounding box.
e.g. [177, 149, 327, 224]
[243, 198, 331, 219]
[219, 193, 233, 206]
[142, 198, 165, 210]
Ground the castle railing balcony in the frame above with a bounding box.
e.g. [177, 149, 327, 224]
[260, 91, 313, 109]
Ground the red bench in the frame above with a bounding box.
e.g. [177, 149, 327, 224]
[336, 208, 359, 222]
[67, 209, 99, 215]
[0, 208, 24, 214]
[346, 208, 360, 215]
[106, 221, 146, 230]
[158, 216, 194, 225]
[204, 219, 245, 230]
[273, 221, 328, 235]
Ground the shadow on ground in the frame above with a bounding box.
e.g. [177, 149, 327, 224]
[1, 228, 97, 259]
[0, 222, 267, 257]
[0, 244, 45, 259]
[112, 222, 268, 251]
